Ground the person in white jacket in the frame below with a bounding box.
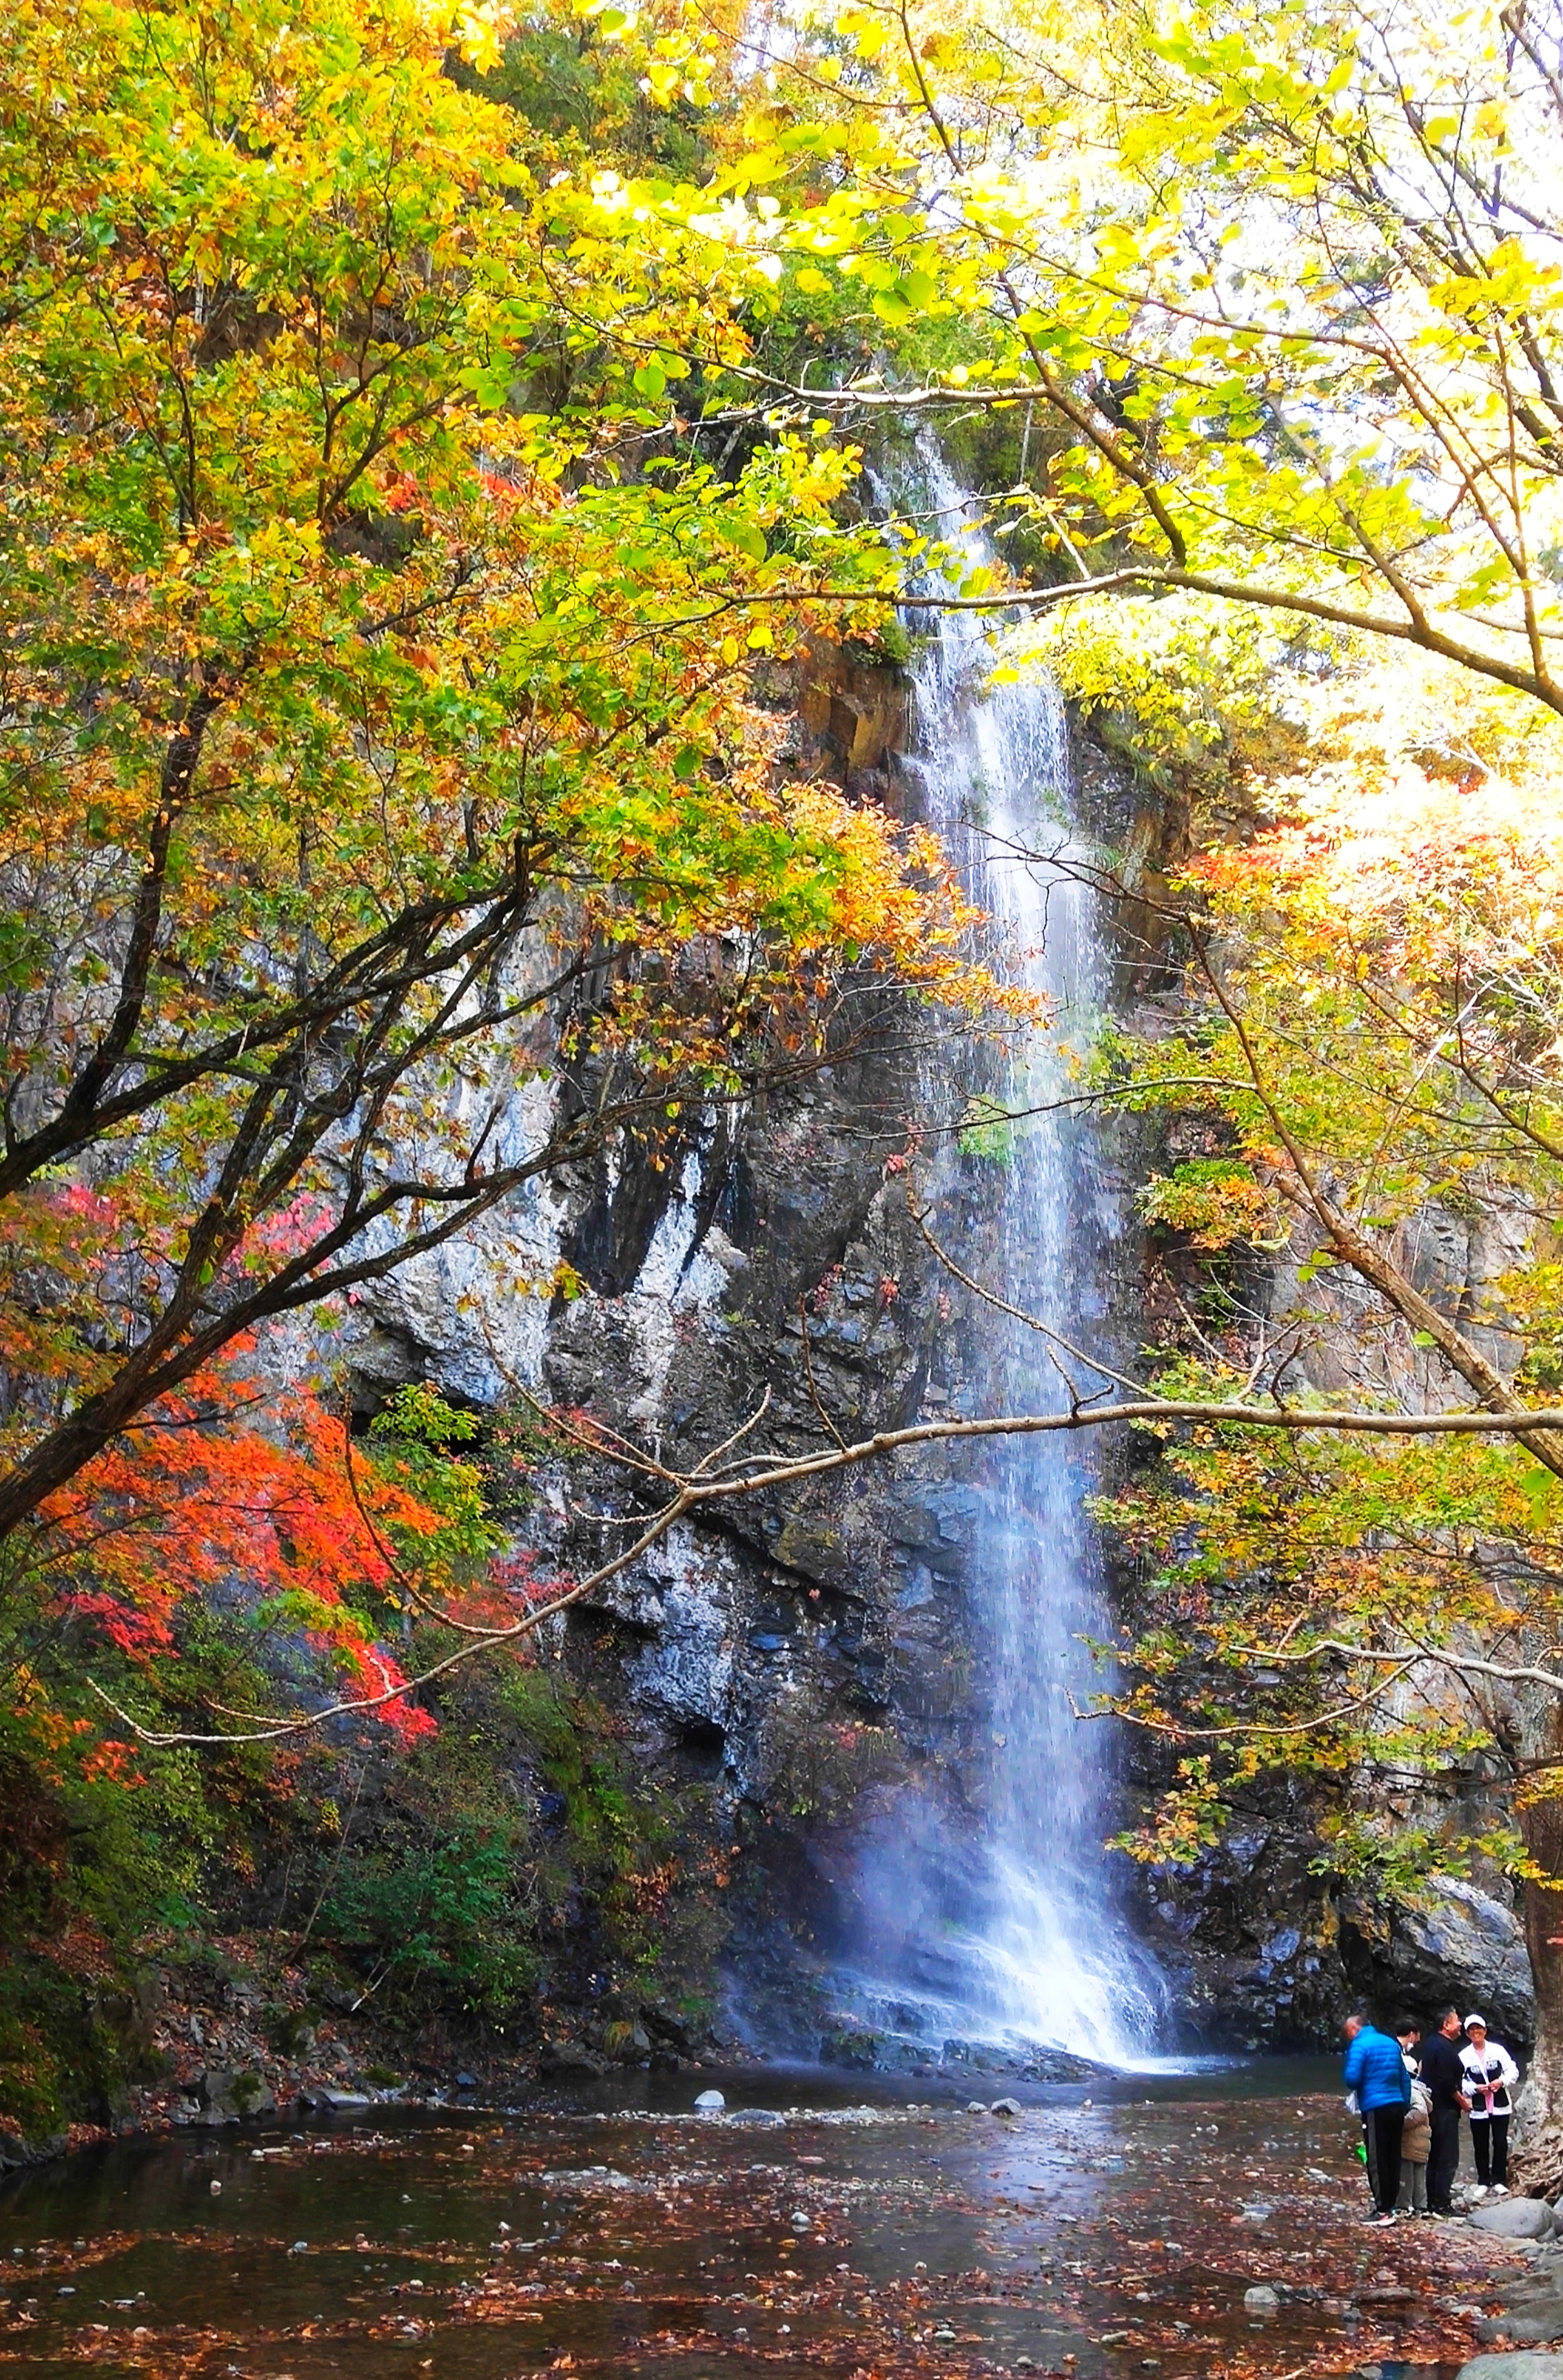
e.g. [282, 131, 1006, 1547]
[1460, 2013, 1520, 2193]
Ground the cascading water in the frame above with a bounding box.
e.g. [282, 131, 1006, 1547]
[833, 451, 1164, 2071]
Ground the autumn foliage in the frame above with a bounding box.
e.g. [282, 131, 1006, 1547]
[0, 0, 1032, 1796]
[1087, 754, 1563, 1896]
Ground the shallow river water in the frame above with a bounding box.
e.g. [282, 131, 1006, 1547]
[0, 2062, 1513, 2380]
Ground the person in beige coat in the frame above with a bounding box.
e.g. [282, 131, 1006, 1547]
[1396, 2018, 1433, 2215]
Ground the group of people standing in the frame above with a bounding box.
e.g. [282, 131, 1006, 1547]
[1342, 2007, 1521, 2226]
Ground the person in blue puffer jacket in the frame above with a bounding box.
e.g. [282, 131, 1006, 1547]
[1343, 2012, 1413, 2224]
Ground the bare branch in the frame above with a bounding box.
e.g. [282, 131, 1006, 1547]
[83, 1389, 1563, 1747]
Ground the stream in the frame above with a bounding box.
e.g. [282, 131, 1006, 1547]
[1, 2062, 1511, 2380]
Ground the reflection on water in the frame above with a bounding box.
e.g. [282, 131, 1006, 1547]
[0, 2066, 1487, 2379]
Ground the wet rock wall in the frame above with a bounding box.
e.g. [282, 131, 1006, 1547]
[262, 664, 1532, 2075]
[272, 654, 1011, 2073]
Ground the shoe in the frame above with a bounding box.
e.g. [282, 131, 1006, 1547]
[1493, 2186, 1509, 2197]
[1362, 2213, 1397, 2227]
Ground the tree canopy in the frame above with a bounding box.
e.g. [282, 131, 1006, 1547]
[687, 0, 1563, 708]
[0, 0, 1039, 1713]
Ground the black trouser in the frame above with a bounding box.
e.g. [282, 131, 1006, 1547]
[1427, 2104, 1461, 2213]
[1473, 2114, 1510, 2187]
[1364, 2104, 1407, 2214]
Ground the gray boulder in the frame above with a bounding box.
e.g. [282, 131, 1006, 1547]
[1472, 2202, 1558, 2240]
[1358, 1874, 1535, 2044]
[1458, 2358, 1563, 2380]
[1478, 2312, 1563, 2346]
[194, 2069, 242, 2124]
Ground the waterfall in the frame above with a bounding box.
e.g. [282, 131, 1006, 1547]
[834, 449, 1165, 2071]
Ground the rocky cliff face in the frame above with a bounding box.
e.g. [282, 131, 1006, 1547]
[1118, 1794, 1534, 2051]
[245, 655, 992, 2075]
[329, 994, 1048, 2066]
[259, 675, 1531, 2078]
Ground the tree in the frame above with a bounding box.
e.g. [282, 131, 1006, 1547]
[1065, 762, 1563, 2174]
[0, 0, 1054, 2117]
[671, 0, 1563, 716]
[0, 0, 1014, 1570]
[6, 1375, 504, 1757]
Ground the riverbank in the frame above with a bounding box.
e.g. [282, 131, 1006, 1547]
[0, 2069, 1544, 2378]
[0, 1942, 726, 2177]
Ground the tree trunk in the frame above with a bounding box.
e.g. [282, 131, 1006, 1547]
[1515, 1769, 1563, 2196]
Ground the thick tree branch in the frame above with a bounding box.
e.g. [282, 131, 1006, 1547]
[85, 1392, 1563, 1746]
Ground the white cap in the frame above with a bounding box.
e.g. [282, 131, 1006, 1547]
[1464, 2012, 1487, 2029]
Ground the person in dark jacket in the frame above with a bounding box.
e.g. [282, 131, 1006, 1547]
[1419, 2006, 1469, 2217]
[1343, 2012, 1413, 2224]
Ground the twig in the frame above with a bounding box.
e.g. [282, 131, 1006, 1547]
[296, 1759, 367, 1954]
[797, 1302, 848, 1453]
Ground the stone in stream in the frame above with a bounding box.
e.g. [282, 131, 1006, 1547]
[195, 2069, 239, 2122]
[1243, 2286, 1280, 2313]
[990, 2098, 1023, 2118]
[693, 2089, 726, 2113]
[1476, 2310, 1563, 2346]
[1471, 2202, 1560, 2240]
[1458, 2358, 1563, 2379]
